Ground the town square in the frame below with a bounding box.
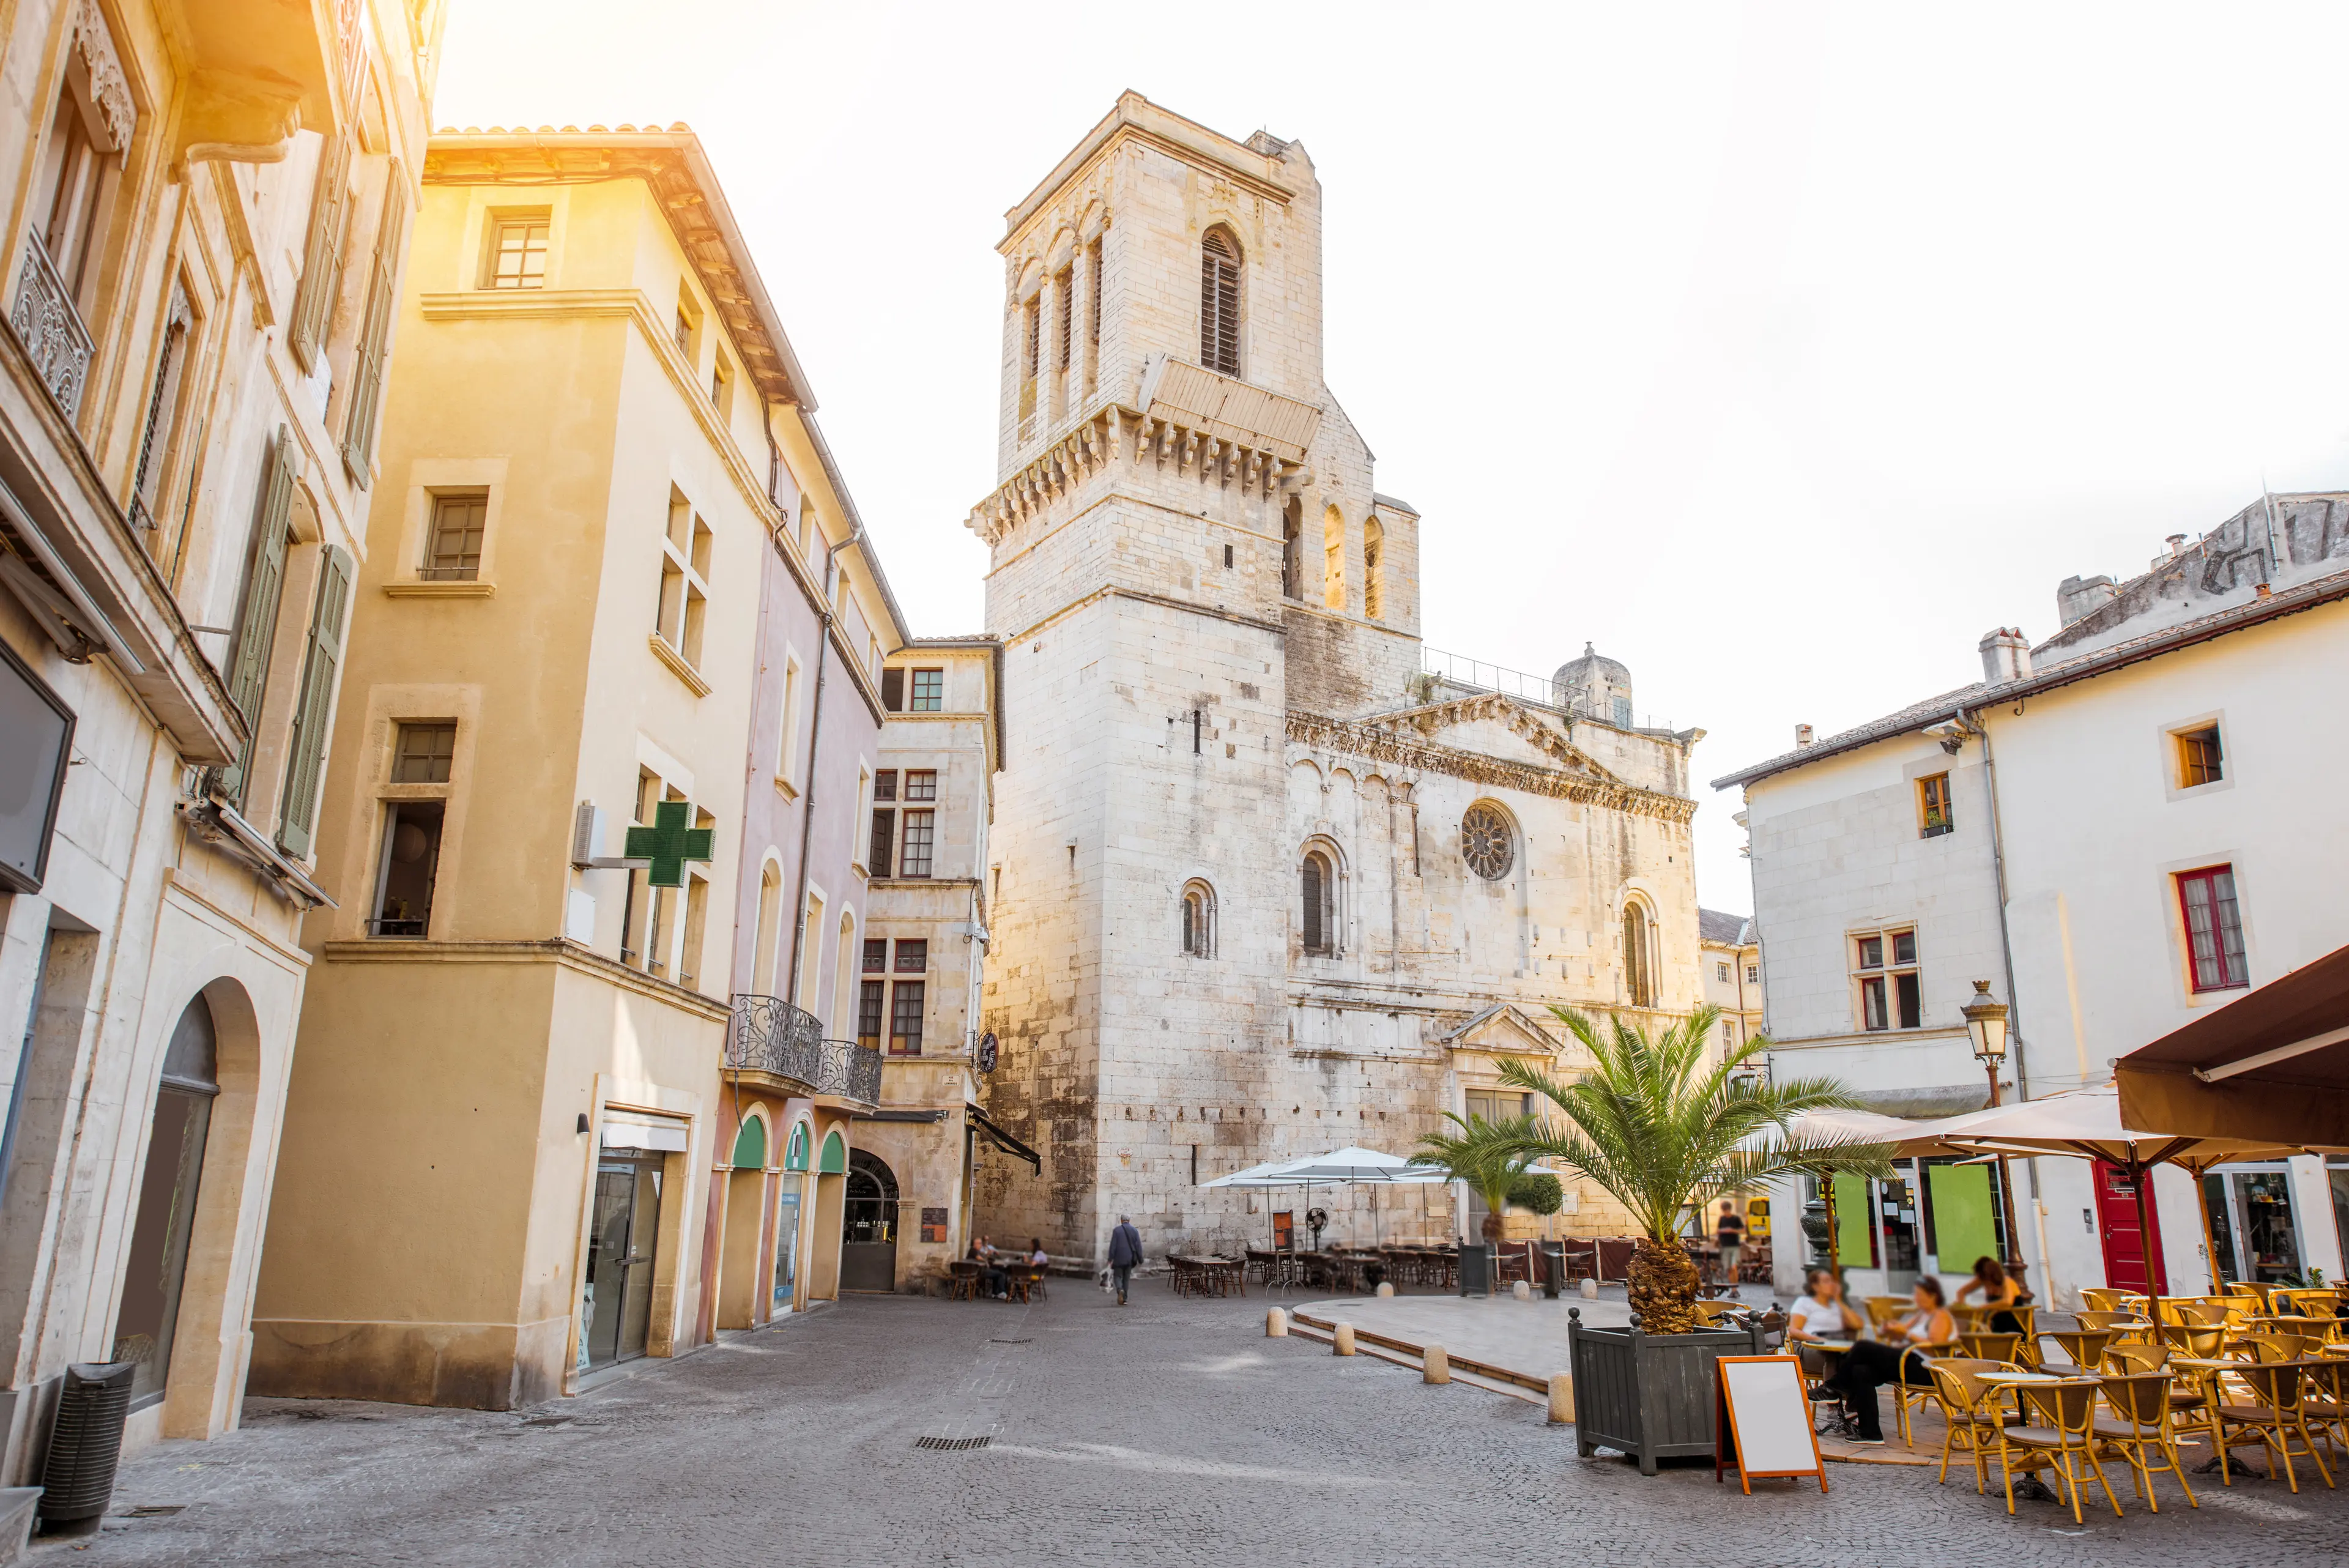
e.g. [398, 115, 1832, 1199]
[0, 3, 2343, 1563]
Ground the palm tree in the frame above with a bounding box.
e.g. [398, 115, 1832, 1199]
[1409, 1112, 1540, 1243]
[1489, 1004, 1889, 1333]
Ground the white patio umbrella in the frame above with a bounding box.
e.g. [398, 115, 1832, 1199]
[1199, 1146, 1449, 1249]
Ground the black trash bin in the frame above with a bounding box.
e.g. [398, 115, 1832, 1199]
[1540, 1242, 1565, 1298]
[1457, 1239, 1493, 1296]
[38, 1361, 136, 1531]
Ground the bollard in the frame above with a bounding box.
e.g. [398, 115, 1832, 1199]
[1375, 1281, 1394, 1298]
[1548, 1372, 1575, 1425]
[1423, 1343, 1450, 1384]
[1512, 1279, 1532, 1301]
[1266, 1307, 1288, 1337]
[1333, 1321, 1357, 1356]
[1578, 1277, 1599, 1301]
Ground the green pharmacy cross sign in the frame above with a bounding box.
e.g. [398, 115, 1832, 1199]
[623, 801, 714, 887]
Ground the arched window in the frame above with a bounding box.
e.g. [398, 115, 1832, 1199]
[1181, 880, 1216, 957]
[1461, 803, 1513, 880]
[1623, 902, 1654, 1008]
[1200, 227, 1241, 376]
[1362, 516, 1384, 620]
[1301, 850, 1337, 956]
[751, 860, 782, 995]
[1282, 497, 1303, 601]
[1323, 505, 1346, 610]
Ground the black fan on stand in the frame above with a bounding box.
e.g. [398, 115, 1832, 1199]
[1305, 1207, 1329, 1249]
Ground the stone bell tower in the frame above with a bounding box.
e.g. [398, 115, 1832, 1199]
[970, 93, 1425, 1258]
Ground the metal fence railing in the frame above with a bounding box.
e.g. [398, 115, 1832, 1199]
[727, 994, 883, 1107]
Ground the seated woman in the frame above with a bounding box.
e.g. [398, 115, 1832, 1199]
[1823, 1277, 1956, 1443]
[1955, 1255, 2025, 1334]
[1786, 1267, 1863, 1392]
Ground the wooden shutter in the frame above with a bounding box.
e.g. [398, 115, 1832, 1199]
[1200, 231, 1239, 376]
[1056, 270, 1072, 371]
[275, 545, 352, 857]
[220, 429, 302, 803]
[341, 168, 407, 485]
[869, 808, 894, 877]
[289, 136, 353, 371]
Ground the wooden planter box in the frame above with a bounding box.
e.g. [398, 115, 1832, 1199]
[1566, 1309, 1764, 1474]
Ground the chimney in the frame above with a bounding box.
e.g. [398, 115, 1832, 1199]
[2166, 533, 2188, 560]
[1794, 723, 1814, 748]
[1979, 626, 2032, 685]
[2055, 574, 2117, 627]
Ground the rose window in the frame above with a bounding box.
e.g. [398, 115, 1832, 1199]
[1461, 805, 1513, 880]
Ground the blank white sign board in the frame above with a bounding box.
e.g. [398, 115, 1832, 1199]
[1716, 1356, 1827, 1492]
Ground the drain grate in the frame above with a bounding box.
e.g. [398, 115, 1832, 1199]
[913, 1435, 991, 1451]
[126, 1506, 185, 1518]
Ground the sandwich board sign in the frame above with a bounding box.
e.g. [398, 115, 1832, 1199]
[1713, 1355, 1828, 1494]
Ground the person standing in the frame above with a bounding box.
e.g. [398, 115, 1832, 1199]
[1107, 1215, 1144, 1306]
[1714, 1200, 1746, 1286]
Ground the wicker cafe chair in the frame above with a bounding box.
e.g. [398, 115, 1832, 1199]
[2094, 1372, 2199, 1511]
[2213, 1361, 2335, 1493]
[1863, 1296, 1912, 1334]
[2039, 1329, 2113, 1373]
[2236, 1332, 2318, 1365]
[2298, 1355, 2349, 1462]
[1999, 1380, 2124, 1523]
[2080, 1287, 2130, 1313]
[2160, 1321, 2228, 1360]
[1891, 1344, 1956, 1448]
[2078, 1310, 2154, 1343]
[1958, 1331, 2022, 1364]
[1926, 1359, 2021, 1493]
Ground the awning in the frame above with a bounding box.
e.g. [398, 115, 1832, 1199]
[2115, 943, 2349, 1148]
[968, 1106, 1040, 1173]
[601, 1110, 690, 1153]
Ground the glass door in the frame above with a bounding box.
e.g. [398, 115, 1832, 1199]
[581, 1154, 663, 1370]
[772, 1178, 801, 1312]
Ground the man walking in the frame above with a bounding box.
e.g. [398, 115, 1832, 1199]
[1715, 1200, 1745, 1287]
[1107, 1214, 1143, 1306]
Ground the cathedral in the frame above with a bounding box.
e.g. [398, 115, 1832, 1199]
[970, 94, 1705, 1258]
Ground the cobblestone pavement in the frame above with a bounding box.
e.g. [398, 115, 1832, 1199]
[71, 1286, 2349, 1567]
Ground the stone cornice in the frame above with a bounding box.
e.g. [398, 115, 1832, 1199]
[966, 401, 1307, 549]
[1387, 691, 1631, 785]
[317, 937, 733, 1022]
[1287, 708, 1698, 824]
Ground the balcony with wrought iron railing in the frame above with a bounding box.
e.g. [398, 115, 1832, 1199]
[726, 994, 882, 1108]
[10, 230, 94, 418]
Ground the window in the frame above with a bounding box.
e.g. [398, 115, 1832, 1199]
[1086, 239, 1102, 363]
[1322, 505, 1346, 610]
[392, 721, 456, 782]
[863, 938, 888, 972]
[1363, 516, 1384, 620]
[2177, 865, 2247, 993]
[881, 667, 905, 712]
[857, 979, 884, 1049]
[775, 654, 803, 784]
[894, 939, 928, 972]
[1301, 850, 1335, 956]
[486, 216, 549, 288]
[1717, 962, 1732, 983]
[371, 801, 443, 935]
[129, 286, 195, 535]
[869, 770, 896, 878]
[341, 169, 410, 483]
[288, 136, 354, 371]
[1282, 500, 1302, 601]
[1623, 904, 1653, 1008]
[909, 669, 943, 710]
[903, 770, 937, 801]
[1461, 804, 1513, 880]
[899, 809, 934, 879]
[889, 981, 926, 1055]
[30, 61, 124, 320]
[1854, 927, 1922, 1031]
[654, 491, 711, 669]
[422, 491, 486, 580]
[1200, 228, 1241, 376]
[2175, 725, 2224, 789]
[711, 356, 732, 418]
[1746, 964, 1760, 984]
[674, 292, 698, 360]
[1181, 881, 1215, 957]
[1917, 772, 1953, 838]
[1054, 267, 1073, 373]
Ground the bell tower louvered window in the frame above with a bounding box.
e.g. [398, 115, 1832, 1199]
[1200, 228, 1241, 377]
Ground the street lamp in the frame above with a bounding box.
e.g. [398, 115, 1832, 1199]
[1962, 980, 2026, 1279]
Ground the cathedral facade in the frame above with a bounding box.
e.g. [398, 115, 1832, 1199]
[970, 94, 1705, 1259]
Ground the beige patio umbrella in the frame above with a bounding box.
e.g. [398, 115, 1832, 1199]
[1927, 1085, 2307, 1325]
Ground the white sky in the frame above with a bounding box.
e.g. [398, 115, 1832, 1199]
[437, 2, 2349, 917]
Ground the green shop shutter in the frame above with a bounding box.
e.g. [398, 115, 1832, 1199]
[1832, 1172, 1876, 1268]
[275, 544, 352, 857]
[340, 167, 407, 485]
[817, 1130, 845, 1175]
[288, 136, 352, 372]
[731, 1118, 766, 1170]
[1924, 1162, 1998, 1273]
[220, 429, 302, 804]
[783, 1123, 808, 1172]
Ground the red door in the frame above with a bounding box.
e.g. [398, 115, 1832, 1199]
[2092, 1161, 2168, 1294]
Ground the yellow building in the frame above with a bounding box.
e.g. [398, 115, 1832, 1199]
[251, 126, 894, 1409]
[0, 0, 436, 1480]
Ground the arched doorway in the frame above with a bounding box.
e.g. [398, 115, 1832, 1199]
[716, 1113, 768, 1330]
[841, 1148, 899, 1291]
[113, 995, 218, 1410]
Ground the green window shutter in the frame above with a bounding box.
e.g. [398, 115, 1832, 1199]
[731, 1117, 766, 1170]
[817, 1130, 845, 1175]
[289, 136, 353, 373]
[220, 429, 302, 804]
[275, 544, 352, 858]
[340, 168, 407, 485]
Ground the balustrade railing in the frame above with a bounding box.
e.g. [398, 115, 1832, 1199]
[12, 231, 93, 418]
[727, 994, 882, 1106]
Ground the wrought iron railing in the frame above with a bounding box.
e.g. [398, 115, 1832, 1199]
[12, 231, 93, 417]
[1417, 646, 1671, 731]
[727, 994, 882, 1106]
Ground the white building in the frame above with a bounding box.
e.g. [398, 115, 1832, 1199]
[1698, 909, 1761, 1060]
[1718, 496, 2349, 1307]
